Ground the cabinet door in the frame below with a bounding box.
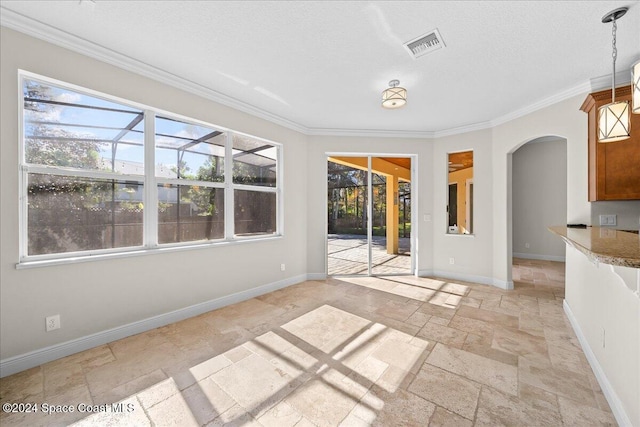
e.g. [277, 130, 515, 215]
[582, 87, 640, 201]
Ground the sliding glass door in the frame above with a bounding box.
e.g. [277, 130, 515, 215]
[327, 155, 413, 276]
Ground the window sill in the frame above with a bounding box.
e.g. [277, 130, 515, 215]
[16, 234, 283, 270]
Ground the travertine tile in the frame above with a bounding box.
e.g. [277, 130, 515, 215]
[374, 299, 420, 322]
[93, 368, 167, 405]
[285, 370, 361, 426]
[223, 345, 253, 363]
[408, 364, 480, 420]
[181, 377, 236, 425]
[376, 365, 415, 393]
[417, 323, 467, 348]
[405, 311, 431, 327]
[557, 396, 617, 426]
[462, 333, 519, 366]
[491, 326, 548, 360]
[416, 302, 457, 320]
[346, 389, 385, 424]
[207, 403, 260, 426]
[517, 382, 560, 413]
[189, 354, 232, 382]
[146, 391, 200, 426]
[137, 377, 181, 409]
[0, 259, 616, 427]
[108, 329, 168, 360]
[258, 401, 303, 427]
[547, 342, 588, 373]
[85, 344, 181, 400]
[455, 305, 519, 328]
[518, 312, 547, 337]
[371, 338, 428, 373]
[0, 366, 43, 403]
[499, 295, 540, 314]
[282, 305, 371, 354]
[369, 387, 436, 427]
[71, 396, 151, 426]
[427, 343, 518, 396]
[210, 353, 294, 417]
[428, 406, 473, 427]
[475, 385, 562, 426]
[518, 356, 598, 407]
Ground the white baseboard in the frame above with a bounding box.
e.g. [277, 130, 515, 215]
[418, 269, 513, 290]
[306, 273, 328, 281]
[563, 300, 632, 427]
[513, 252, 566, 262]
[0, 274, 307, 378]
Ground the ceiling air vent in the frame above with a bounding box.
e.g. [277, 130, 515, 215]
[404, 29, 445, 59]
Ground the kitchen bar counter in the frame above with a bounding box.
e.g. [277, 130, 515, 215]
[548, 226, 640, 268]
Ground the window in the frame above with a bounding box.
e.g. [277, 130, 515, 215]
[232, 134, 278, 236]
[20, 73, 282, 262]
[446, 150, 473, 235]
[155, 116, 226, 244]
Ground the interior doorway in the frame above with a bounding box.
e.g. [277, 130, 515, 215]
[326, 155, 414, 276]
[510, 136, 567, 283]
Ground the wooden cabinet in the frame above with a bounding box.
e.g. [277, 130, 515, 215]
[581, 86, 640, 201]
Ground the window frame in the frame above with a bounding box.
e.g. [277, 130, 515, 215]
[17, 71, 283, 267]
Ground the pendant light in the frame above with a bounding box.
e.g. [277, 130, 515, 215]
[382, 80, 407, 109]
[633, 59, 640, 114]
[597, 7, 630, 143]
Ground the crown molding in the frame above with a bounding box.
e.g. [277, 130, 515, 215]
[1, 7, 621, 141]
[0, 7, 309, 135]
[306, 127, 434, 139]
[490, 80, 592, 128]
[589, 71, 632, 92]
[432, 121, 493, 138]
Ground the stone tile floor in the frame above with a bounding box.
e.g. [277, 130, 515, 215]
[0, 258, 617, 426]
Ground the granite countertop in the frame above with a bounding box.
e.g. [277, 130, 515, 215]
[548, 226, 640, 268]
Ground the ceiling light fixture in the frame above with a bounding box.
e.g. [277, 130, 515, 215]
[633, 59, 640, 114]
[382, 80, 407, 109]
[598, 7, 630, 143]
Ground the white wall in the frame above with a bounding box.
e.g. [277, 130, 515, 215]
[564, 246, 639, 426]
[491, 95, 589, 286]
[2, 28, 639, 422]
[0, 28, 309, 362]
[512, 138, 567, 261]
[432, 130, 495, 284]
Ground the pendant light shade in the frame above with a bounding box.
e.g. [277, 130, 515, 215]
[382, 80, 407, 109]
[633, 60, 640, 114]
[597, 7, 630, 143]
[598, 101, 631, 142]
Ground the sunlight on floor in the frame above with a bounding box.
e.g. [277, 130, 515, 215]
[336, 276, 468, 308]
[70, 305, 431, 426]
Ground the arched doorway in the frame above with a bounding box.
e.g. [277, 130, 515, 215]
[509, 136, 567, 282]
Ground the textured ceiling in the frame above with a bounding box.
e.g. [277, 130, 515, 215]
[1, 1, 639, 135]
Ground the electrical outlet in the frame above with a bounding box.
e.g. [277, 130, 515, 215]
[424, 214, 431, 222]
[525, 242, 530, 249]
[599, 215, 617, 226]
[46, 315, 60, 332]
[280, 263, 286, 272]
[449, 257, 455, 265]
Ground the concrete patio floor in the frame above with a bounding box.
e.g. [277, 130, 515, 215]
[328, 234, 411, 276]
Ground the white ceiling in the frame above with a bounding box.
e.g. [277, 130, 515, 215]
[1, 1, 639, 136]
